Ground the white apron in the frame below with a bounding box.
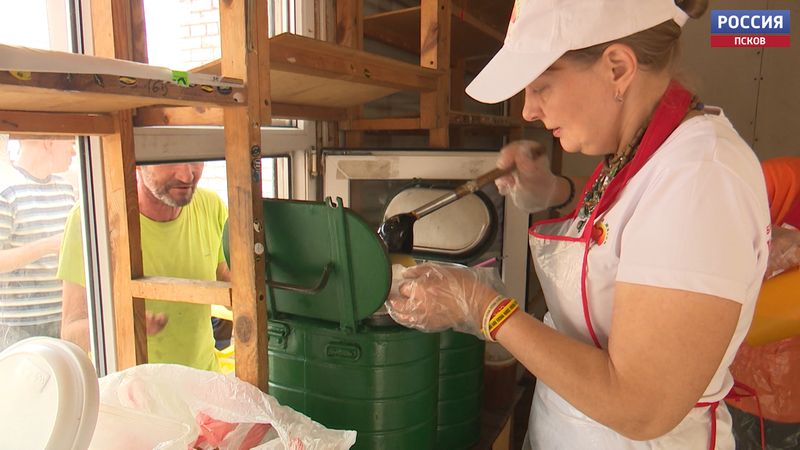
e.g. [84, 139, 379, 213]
[523, 81, 738, 450]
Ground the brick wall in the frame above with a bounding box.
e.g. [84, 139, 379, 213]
[178, 0, 221, 68]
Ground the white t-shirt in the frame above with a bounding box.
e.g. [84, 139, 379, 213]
[563, 112, 771, 401]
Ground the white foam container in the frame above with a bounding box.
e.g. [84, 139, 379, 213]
[0, 337, 99, 450]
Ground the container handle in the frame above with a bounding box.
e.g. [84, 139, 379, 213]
[266, 263, 332, 294]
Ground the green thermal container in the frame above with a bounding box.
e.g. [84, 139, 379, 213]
[268, 317, 439, 450]
[228, 198, 441, 450]
[436, 330, 484, 450]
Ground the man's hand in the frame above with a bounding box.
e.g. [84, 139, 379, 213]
[146, 312, 168, 336]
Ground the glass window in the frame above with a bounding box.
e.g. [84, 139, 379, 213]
[0, 135, 82, 352]
[0, 0, 74, 51]
[198, 156, 292, 203]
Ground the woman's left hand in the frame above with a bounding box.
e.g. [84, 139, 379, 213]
[765, 226, 800, 278]
[385, 263, 503, 338]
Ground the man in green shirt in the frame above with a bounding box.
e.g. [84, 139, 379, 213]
[57, 162, 229, 372]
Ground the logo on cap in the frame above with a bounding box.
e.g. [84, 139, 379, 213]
[710, 10, 790, 47]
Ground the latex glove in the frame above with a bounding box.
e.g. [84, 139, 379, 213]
[765, 226, 800, 279]
[386, 263, 505, 338]
[495, 140, 559, 213]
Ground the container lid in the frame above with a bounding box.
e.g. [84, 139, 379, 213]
[224, 198, 391, 330]
[0, 337, 99, 450]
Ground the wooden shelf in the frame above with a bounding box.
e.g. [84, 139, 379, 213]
[364, 6, 506, 62]
[133, 33, 442, 126]
[192, 33, 439, 108]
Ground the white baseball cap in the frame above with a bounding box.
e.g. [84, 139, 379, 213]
[466, 0, 690, 104]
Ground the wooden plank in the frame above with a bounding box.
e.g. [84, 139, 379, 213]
[340, 117, 421, 131]
[0, 71, 246, 113]
[0, 111, 115, 135]
[220, 0, 269, 391]
[91, 0, 148, 369]
[130, 277, 232, 307]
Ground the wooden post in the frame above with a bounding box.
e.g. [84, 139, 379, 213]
[337, 0, 365, 148]
[219, 0, 270, 391]
[450, 57, 466, 147]
[420, 0, 451, 147]
[130, 0, 148, 64]
[90, 0, 148, 368]
[509, 92, 525, 142]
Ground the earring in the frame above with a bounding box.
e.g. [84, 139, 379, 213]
[614, 92, 624, 103]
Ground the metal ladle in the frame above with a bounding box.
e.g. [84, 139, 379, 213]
[378, 166, 512, 253]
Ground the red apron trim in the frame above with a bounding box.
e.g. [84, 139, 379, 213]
[695, 381, 765, 450]
[580, 241, 602, 347]
[530, 80, 695, 349]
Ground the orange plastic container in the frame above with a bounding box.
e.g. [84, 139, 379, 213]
[745, 268, 800, 346]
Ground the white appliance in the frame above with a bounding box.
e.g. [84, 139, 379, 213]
[322, 150, 530, 304]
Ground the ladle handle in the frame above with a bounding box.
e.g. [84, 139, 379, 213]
[411, 166, 513, 219]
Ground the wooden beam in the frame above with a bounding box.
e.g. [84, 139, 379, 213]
[509, 91, 525, 141]
[130, 277, 232, 307]
[340, 117, 422, 131]
[0, 111, 115, 135]
[0, 71, 246, 113]
[272, 103, 347, 121]
[134, 106, 223, 126]
[450, 58, 466, 147]
[336, 0, 363, 50]
[134, 103, 346, 126]
[220, 0, 269, 391]
[91, 0, 148, 369]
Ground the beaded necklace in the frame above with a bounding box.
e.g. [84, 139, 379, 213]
[575, 96, 702, 233]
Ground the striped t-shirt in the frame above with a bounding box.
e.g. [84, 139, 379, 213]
[0, 167, 76, 326]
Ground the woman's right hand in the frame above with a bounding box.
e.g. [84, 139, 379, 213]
[495, 140, 559, 213]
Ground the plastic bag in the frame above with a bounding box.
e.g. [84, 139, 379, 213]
[95, 364, 356, 450]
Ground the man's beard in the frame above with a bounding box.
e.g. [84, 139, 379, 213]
[143, 177, 195, 207]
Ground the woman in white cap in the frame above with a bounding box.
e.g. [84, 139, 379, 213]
[386, 0, 770, 449]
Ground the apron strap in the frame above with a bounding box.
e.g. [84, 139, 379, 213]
[695, 381, 765, 450]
